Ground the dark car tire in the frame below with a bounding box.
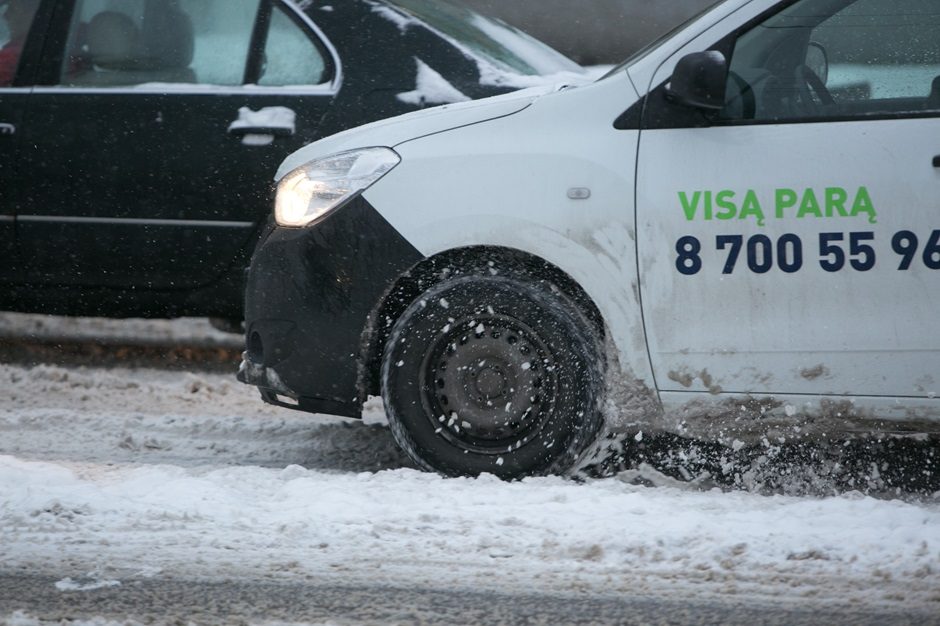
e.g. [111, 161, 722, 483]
[381, 273, 604, 479]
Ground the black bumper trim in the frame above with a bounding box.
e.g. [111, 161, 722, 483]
[241, 195, 424, 418]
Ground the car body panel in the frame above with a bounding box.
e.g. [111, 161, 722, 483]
[361, 75, 657, 393]
[638, 117, 940, 401]
[0, 90, 24, 274]
[275, 81, 566, 178]
[17, 89, 333, 290]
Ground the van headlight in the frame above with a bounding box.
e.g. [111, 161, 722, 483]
[274, 147, 401, 228]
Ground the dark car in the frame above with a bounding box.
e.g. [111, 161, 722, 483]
[0, 0, 582, 328]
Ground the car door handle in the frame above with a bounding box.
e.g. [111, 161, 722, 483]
[934, 155, 940, 168]
[0, 123, 15, 135]
[227, 106, 296, 138]
[228, 125, 293, 137]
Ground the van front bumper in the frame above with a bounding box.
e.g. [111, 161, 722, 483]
[237, 195, 423, 418]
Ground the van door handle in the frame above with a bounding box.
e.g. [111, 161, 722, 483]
[934, 155, 940, 168]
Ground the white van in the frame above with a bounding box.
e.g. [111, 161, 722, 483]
[239, 0, 940, 478]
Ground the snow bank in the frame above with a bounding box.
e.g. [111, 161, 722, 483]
[0, 313, 241, 349]
[0, 363, 403, 471]
[2, 454, 938, 608]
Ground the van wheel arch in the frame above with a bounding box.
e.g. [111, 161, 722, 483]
[360, 246, 607, 399]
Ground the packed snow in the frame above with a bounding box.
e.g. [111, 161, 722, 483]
[0, 313, 241, 348]
[397, 58, 471, 106]
[228, 106, 298, 146]
[1, 315, 939, 621]
[367, 0, 589, 90]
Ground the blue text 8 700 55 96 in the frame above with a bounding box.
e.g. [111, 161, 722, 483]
[675, 230, 940, 275]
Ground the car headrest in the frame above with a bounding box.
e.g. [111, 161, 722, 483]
[86, 11, 140, 70]
[139, 9, 194, 70]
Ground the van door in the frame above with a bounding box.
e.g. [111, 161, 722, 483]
[636, 0, 940, 403]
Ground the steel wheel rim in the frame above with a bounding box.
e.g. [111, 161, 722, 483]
[418, 313, 559, 455]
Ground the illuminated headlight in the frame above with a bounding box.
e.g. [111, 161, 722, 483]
[275, 147, 401, 228]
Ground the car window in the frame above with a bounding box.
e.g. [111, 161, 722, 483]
[59, 0, 261, 87]
[0, 0, 41, 86]
[721, 0, 940, 122]
[257, 3, 327, 87]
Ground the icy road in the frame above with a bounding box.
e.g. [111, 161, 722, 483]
[0, 314, 938, 625]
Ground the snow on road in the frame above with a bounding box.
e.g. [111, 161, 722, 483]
[0, 313, 242, 348]
[1, 315, 939, 618]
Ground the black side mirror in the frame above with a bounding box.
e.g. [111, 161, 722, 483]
[665, 51, 728, 111]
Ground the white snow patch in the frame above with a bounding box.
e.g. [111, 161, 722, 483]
[397, 58, 471, 106]
[228, 106, 296, 132]
[467, 14, 572, 76]
[3, 612, 143, 626]
[365, 0, 588, 92]
[228, 106, 296, 146]
[2, 453, 939, 607]
[54, 577, 121, 592]
[0, 312, 241, 348]
[367, 1, 417, 33]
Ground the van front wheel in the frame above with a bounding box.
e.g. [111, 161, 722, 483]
[380, 273, 603, 479]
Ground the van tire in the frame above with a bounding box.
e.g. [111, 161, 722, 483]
[381, 273, 603, 478]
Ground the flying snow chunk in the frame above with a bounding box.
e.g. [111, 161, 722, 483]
[397, 58, 471, 106]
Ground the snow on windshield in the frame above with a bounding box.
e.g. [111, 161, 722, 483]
[367, 1, 417, 33]
[370, 0, 588, 90]
[397, 58, 471, 105]
[466, 14, 578, 76]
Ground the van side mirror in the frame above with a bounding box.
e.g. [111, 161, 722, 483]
[665, 51, 728, 111]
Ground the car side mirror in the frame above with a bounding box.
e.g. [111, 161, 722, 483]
[665, 51, 728, 111]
